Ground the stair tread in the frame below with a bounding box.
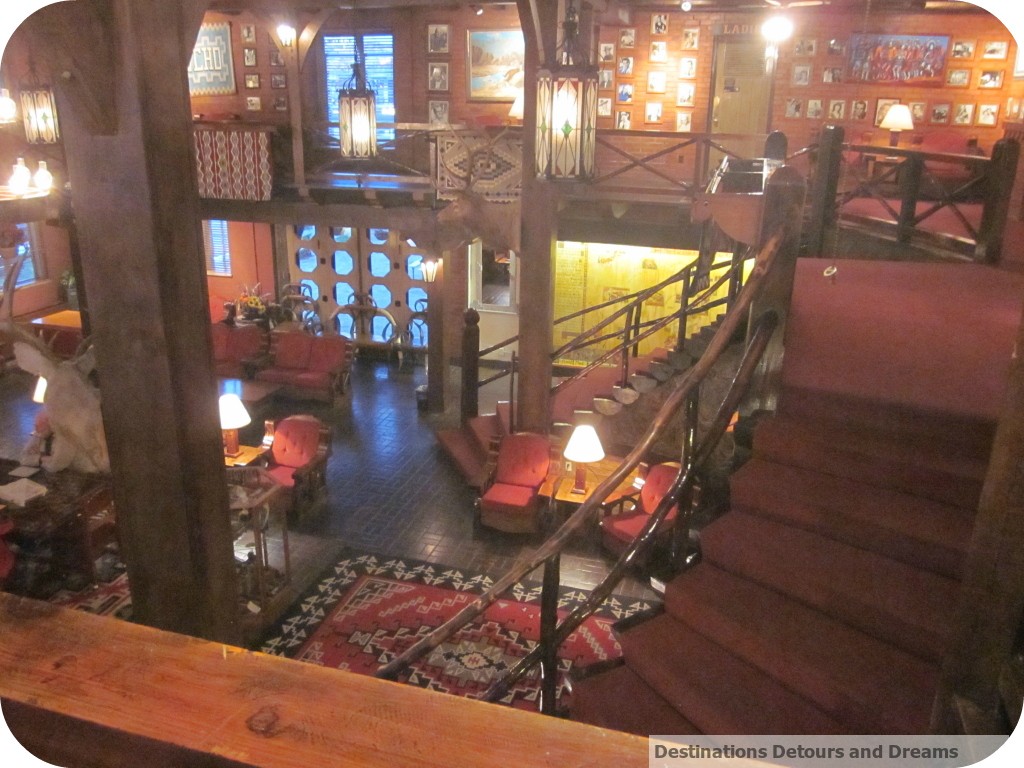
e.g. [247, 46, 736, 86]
[435, 427, 488, 488]
[570, 663, 701, 736]
[665, 563, 938, 733]
[620, 614, 845, 735]
[701, 511, 959, 661]
[730, 457, 973, 578]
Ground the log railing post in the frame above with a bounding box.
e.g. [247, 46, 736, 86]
[538, 553, 561, 716]
[460, 308, 480, 423]
[804, 125, 845, 257]
[976, 138, 1019, 264]
[897, 153, 924, 244]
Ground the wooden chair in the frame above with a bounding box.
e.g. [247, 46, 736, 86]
[599, 462, 680, 558]
[477, 432, 551, 534]
[262, 415, 332, 526]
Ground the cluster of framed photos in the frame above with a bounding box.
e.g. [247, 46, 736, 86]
[426, 23, 451, 126]
[240, 23, 288, 113]
[598, 15, 700, 132]
[784, 95, 1001, 127]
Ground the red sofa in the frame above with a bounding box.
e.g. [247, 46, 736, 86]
[210, 322, 268, 379]
[254, 330, 354, 402]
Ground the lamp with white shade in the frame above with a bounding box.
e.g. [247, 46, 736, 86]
[218, 393, 251, 457]
[563, 424, 605, 495]
[879, 103, 914, 147]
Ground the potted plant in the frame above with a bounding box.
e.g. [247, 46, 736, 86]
[0, 223, 25, 261]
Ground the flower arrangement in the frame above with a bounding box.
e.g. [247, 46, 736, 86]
[0, 223, 26, 250]
[237, 284, 271, 319]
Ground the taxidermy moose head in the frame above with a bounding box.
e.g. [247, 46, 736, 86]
[1, 252, 109, 474]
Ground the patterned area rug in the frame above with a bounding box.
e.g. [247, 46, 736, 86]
[259, 549, 659, 709]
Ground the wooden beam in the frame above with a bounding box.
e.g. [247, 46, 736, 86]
[198, 197, 438, 233]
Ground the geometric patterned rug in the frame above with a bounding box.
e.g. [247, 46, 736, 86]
[258, 548, 660, 710]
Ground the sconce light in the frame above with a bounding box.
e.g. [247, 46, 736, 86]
[879, 104, 914, 147]
[32, 376, 47, 404]
[218, 393, 251, 457]
[563, 424, 605, 495]
[276, 24, 296, 47]
[761, 15, 794, 76]
[422, 258, 440, 283]
[536, 0, 597, 179]
[339, 58, 377, 158]
[680, 1, 693, 10]
[470, 4, 484, 15]
[20, 87, 60, 144]
[0, 88, 16, 124]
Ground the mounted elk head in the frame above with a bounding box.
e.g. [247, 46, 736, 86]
[1, 252, 109, 474]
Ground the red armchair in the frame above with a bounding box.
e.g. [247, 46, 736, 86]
[478, 432, 552, 534]
[211, 322, 268, 379]
[262, 415, 332, 526]
[255, 331, 354, 402]
[600, 462, 680, 557]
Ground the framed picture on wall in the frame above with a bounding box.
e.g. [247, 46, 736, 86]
[676, 83, 695, 107]
[806, 99, 823, 119]
[785, 98, 802, 118]
[982, 41, 1009, 60]
[874, 98, 900, 126]
[827, 39, 845, 56]
[676, 112, 692, 132]
[466, 30, 524, 101]
[273, 96, 288, 112]
[243, 47, 257, 67]
[241, 24, 256, 43]
[597, 97, 612, 117]
[616, 110, 632, 129]
[652, 14, 668, 35]
[619, 28, 636, 49]
[1016, 46, 1024, 79]
[645, 101, 663, 123]
[599, 69, 614, 89]
[847, 34, 948, 85]
[599, 42, 616, 62]
[618, 83, 634, 103]
[428, 62, 449, 92]
[679, 57, 697, 79]
[951, 40, 976, 59]
[244, 74, 260, 89]
[909, 101, 926, 122]
[828, 100, 846, 120]
[952, 103, 975, 125]
[650, 41, 668, 62]
[269, 49, 284, 67]
[681, 28, 699, 51]
[271, 73, 287, 89]
[618, 56, 634, 76]
[850, 100, 868, 120]
[930, 103, 951, 124]
[946, 68, 971, 87]
[245, 96, 261, 111]
[822, 67, 843, 83]
[977, 103, 999, 126]
[428, 24, 450, 54]
[792, 64, 811, 86]
[794, 39, 817, 56]
[979, 70, 1004, 88]
[428, 100, 449, 126]
[647, 71, 667, 93]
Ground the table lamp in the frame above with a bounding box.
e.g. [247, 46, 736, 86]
[31, 376, 47, 404]
[218, 393, 251, 457]
[879, 103, 914, 147]
[563, 424, 605, 495]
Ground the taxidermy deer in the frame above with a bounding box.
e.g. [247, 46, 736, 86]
[1, 252, 109, 474]
[429, 130, 522, 255]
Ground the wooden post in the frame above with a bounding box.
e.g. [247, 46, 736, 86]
[975, 138, 1019, 264]
[539, 553, 561, 716]
[426, 262, 445, 413]
[461, 308, 480, 422]
[26, 1, 238, 642]
[804, 125, 844, 258]
[896, 153, 924, 244]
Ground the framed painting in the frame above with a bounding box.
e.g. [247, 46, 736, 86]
[982, 41, 1008, 60]
[681, 28, 699, 51]
[616, 110, 632, 129]
[597, 97, 612, 117]
[952, 103, 974, 125]
[187, 22, 236, 96]
[930, 103, 951, 124]
[598, 69, 614, 90]
[977, 103, 999, 126]
[428, 62, 449, 92]
[467, 30, 525, 101]
[645, 101, 663, 124]
[1016, 46, 1024, 79]
[243, 47, 257, 67]
[599, 42, 616, 63]
[828, 100, 846, 120]
[244, 74, 260, 89]
[619, 28, 636, 49]
[679, 57, 697, 79]
[979, 69, 1004, 89]
[946, 68, 971, 87]
[676, 112, 692, 132]
[647, 71, 666, 94]
[850, 100, 868, 120]
[847, 34, 949, 86]
[951, 40, 975, 60]
[807, 99, 823, 119]
[428, 100, 449, 126]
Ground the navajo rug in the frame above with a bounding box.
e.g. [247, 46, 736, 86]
[258, 549, 660, 709]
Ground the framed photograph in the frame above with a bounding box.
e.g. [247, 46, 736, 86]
[785, 98, 803, 119]
[466, 30, 524, 101]
[850, 99, 868, 121]
[273, 96, 288, 112]
[679, 57, 697, 79]
[428, 24, 450, 54]
[681, 28, 699, 51]
[977, 103, 999, 126]
[794, 39, 817, 56]
[979, 69, 1004, 89]
[428, 100, 449, 126]
[848, 34, 949, 85]
[951, 40, 975, 60]
[244, 73, 260, 89]
[952, 103, 975, 125]
[982, 41, 1008, 60]
[930, 103, 951, 124]
[428, 62, 449, 92]
[599, 42, 616, 62]
[1016, 46, 1024, 79]
[597, 97, 612, 117]
[599, 69, 614, 90]
[652, 14, 668, 35]
[271, 73, 287, 89]
[1006, 97, 1021, 119]
[909, 101, 926, 122]
[245, 96, 261, 111]
[269, 49, 284, 67]
[828, 100, 846, 120]
[243, 47, 257, 67]
[241, 24, 256, 43]
[619, 28, 636, 49]
[650, 41, 667, 63]
[676, 112, 692, 132]
[823, 67, 843, 83]
[946, 68, 971, 87]
[792, 64, 811, 86]
[827, 39, 845, 56]
[676, 83, 695, 107]
[616, 110, 632, 130]
[618, 56, 634, 76]
[647, 71, 666, 94]
[874, 98, 900, 126]
[645, 101, 663, 123]
[807, 99, 823, 119]
[617, 83, 634, 103]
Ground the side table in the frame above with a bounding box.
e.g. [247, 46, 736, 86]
[225, 467, 290, 613]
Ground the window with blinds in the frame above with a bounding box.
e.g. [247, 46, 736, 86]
[203, 219, 231, 276]
[0, 223, 39, 287]
[324, 33, 395, 143]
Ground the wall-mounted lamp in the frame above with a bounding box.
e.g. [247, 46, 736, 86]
[20, 87, 60, 144]
[276, 24, 296, 47]
[681, 1, 693, 11]
[218, 393, 251, 457]
[563, 424, 605, 495]
[338, 58, 377, 158]
[0, 88, 16, 124]
[470, 4, 484, 16]
[422, 258, 441, 283]
[879, 103, 914, 147]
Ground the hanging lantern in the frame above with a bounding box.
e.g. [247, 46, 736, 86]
[338, 60, 377, 158]
[535, 0, 597, 179]
[0, 88, 17, 124]
[21, 87, 60, 144]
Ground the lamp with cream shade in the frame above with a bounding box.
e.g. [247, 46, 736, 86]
[218, 393, 251, 457]
[563, 424, 605, 495]
[879, 103, 914, 147]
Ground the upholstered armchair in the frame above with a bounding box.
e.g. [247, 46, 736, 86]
[477, 432, 552, 534]
[262, 415, 332, 526]
[600, 462, 680, 557]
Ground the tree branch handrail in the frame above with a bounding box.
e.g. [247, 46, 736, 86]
[376, 228, 785, 682]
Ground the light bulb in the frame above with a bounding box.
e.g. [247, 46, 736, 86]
[681, 1, 693, 11]
[277, 24, 296, 47]
[33, 161, 53, 191]
[9, 157, 31, 194]
[0, 88, 16, 123]
[762, 15, 794, 44]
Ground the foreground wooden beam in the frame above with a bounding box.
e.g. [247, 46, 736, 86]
[0, 595, 647, 768]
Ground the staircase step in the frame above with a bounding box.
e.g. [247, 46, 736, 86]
[729, 457, 973, 579]
[647, 360, 674, 382]
[435, 427, 488, 488]
[593, 397, 623, 416]
[569, 662, 700, 736]
[664, 563, 938, 733]
[611, 385, 640, 405]
[752, 415, 987, 509]
[701, 511, 958, 661]
[628, 372, 658, 393]
[619, 614, 844, 734]
[665, 349, 694, 370]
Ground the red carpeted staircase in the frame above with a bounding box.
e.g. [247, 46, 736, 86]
[569, 258, 1024, 736]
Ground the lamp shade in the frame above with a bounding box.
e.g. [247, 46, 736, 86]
[508, 89, 524, 121]
[31, 376, 47, 404]
[879, 103, 914, 132]
[218, 393, 251, 430]
[563, 424, 605, 464]
[0, 88, 16, 123]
